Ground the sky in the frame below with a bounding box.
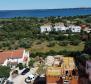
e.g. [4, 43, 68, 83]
[0, 0, 91, 10]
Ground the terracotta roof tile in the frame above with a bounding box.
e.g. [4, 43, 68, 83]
[0, 48, 25, 64]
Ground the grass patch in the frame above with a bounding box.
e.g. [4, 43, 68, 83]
[29, 41, 85, 53]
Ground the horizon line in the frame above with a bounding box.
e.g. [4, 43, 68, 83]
[0, 7, 91, 11]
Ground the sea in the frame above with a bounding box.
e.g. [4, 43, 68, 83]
[0, 8, 91, 18]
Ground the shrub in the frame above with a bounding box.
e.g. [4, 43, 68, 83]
[35, 52, 44, 57]
[56, 34, 68, 41]
[46, 50, 57, 55]
[28, 58, 35, 67]
[0, 66, 11, 78]
[84, 40, 91, 55]
[70, 40, 81, 46]
[58, 41, 69, 46]
[47, 42, 55, 47]
[17, 63, 24, 70]
[36, 41, 42, 45]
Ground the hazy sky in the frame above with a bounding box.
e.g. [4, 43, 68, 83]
[0, 0, 91, 10]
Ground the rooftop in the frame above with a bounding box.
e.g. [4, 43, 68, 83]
[0, 48, 25, 64]
[46, 67, 62, 76]
[46, 57, 76, 76]
[54, 22, 64, 26]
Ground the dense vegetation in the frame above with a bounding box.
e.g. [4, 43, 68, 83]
[0, 66, 11, 78]
[84, 40, 91, 55]
[0, 15, 91, 54]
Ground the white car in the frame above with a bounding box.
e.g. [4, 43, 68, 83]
[25, 74, 35, 83]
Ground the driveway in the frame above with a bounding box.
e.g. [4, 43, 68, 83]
[13, 72, 30, 84]
[12, 68, 38, 84]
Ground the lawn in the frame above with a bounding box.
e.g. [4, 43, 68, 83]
[29, 41, 85, 53]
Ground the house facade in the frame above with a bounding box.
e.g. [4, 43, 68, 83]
[68, 25, 81, 32]
[54, 23, 67, 32]
[40, 25, 52, 33]
[0, 48, 29, 67]
[40, 23, 82, 33]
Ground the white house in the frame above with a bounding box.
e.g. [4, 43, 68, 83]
[40, 25, 52, 33]
[86, 60, 91, 81]
[40, 23, 81, 33]
[0, 48, 30, 67]
[68, 25, 81, 32]
[54, 23, 67, 32]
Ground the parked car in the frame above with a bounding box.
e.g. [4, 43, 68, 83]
[25, 74, 35, 83]
[21, 68, 30, 75]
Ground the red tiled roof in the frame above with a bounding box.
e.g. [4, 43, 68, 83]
[80, 24, 87, 29]
[0, 48, 25, 64]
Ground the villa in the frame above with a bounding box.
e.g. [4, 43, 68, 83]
[54, 23, 67, 32]
[40, 23, 82, 33]
[68, 25, 81, 33]
[40, 24, 52, 33]
[0, 48, 29, 67]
